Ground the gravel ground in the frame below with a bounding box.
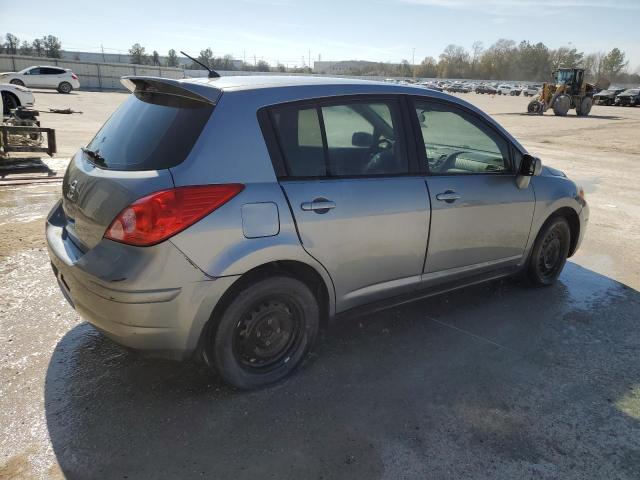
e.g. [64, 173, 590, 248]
[1, 88, 639, 480]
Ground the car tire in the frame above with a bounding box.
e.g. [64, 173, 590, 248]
[527, 217, 571, 286]
[9, 79, 24, 86]
[2, 91, 19, 115]
[57, 82, 72, 94]
[205, 276, 320, 389]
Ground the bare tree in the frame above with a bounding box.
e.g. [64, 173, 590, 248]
[5, 33, 19, 54]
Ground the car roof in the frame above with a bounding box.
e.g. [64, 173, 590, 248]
[182, 75, 404, 91]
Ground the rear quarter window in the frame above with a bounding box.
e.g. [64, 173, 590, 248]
[86, 91, 213, 171]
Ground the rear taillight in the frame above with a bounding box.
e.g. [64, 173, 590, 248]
[104, 184, 244, 246]
[71, 73, 78, 80]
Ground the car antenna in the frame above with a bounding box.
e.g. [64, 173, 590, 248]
[180, 51, 220, 78]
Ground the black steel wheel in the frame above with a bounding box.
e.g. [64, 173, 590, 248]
[233, 298, 303, 371]
[527, 217, 571, 286]
[206, 276, 319, 389]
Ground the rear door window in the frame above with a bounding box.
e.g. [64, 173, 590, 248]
[270, 99, 408, 178]
[40, 67, 64, 75]
[86, 91, 214, 171]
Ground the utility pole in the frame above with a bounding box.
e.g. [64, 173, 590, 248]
[308, 49, 311, 71]
[101, 44, 105, 62]
[412, 47, 416, 78]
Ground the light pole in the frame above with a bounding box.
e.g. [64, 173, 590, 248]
[412, 47, 416, 78]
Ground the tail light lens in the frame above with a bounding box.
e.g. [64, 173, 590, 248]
[104, 184, 244, 246]
[71, 73, 78, 80]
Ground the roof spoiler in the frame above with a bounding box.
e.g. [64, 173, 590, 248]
[121, 76, 221, 105]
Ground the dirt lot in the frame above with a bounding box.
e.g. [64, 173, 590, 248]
[1, 88, 639, 480]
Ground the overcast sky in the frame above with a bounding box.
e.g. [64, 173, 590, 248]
[1, 0, 639, 70]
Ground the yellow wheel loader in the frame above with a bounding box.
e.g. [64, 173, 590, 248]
[527, 68, 596, 116]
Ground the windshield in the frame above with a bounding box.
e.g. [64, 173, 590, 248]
[555, 70, 574, 83]
[85, 91, 213, 171]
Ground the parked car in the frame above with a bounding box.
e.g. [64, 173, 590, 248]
[46, 76, 588, 389]
[447, 83, 471, 93]
[421, 82, 443, 92]
[0, 66, 80, 93]
[593, 88, 625, 105]
[523, 85, 541, 97]
[475, 84, 497, 94]
[615, 88, 640, 106]
[497, 84, 520, 96]
[1, 83, 35, 115]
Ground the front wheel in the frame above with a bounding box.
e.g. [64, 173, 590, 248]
[205, 276, 319, 389]
[9, 79, 24, 86]
[2, 92, 19, 115]
[527, 217, 571, 286]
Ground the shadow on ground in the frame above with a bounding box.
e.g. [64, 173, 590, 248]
[45, 262, 640, 479]
[494, 112, 625, 120]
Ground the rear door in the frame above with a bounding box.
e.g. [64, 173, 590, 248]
[39, 67, 65, 88]
[266, 97, 430, 311]
[410, 98, 535, 279]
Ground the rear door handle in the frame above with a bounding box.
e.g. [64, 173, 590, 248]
[301, 198, 336, 213]
[435, 190, 461, 203]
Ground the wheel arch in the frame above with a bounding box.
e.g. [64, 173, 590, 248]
[550, 207, 580, 257]
[1, 90, 21, 113]
[195, 259, 334, 362]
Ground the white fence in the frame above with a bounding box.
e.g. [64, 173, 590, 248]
[0, 54, 187, 90]
[0, 54, 393, 91]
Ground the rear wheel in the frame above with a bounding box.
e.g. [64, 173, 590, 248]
[576, 96, 592, 116]
[57, 82, 72, 94]
[205, 276, 319, 389]
[9, 79, 24, 86]
[527, 217, 571, 286]
[553, 95, 570, 116]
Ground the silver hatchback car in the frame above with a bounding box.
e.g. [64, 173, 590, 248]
[46, 76, 588, 388]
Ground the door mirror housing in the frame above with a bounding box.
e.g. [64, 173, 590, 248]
[352, 131, 374, 148]
[516, 154, 542, 189]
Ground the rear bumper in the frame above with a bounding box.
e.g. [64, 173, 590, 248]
[46, 200, 239, 359]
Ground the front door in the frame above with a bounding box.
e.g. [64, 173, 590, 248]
[23, 67, 43, 87]
[411, 98, 535, 279]
[269, 98, 430, 311]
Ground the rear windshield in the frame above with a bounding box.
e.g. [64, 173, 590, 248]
[86, 91, 213, 171]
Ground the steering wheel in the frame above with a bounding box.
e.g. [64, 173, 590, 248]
[365, 138, 394, 174]
[432, 151, 466, 173]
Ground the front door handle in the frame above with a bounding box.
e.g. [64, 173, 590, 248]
[301, 198, 336, 214]
[435, 190, 461, 203]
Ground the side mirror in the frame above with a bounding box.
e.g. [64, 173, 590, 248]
[352, 131, 374, 148]
[516, 154, 542, 189]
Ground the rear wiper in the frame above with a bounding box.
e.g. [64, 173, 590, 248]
[81, 147, 106, 165]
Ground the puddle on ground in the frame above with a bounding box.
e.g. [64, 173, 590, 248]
[559, 261, 627, 312]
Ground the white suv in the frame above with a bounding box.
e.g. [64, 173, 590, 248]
[497, 84, 519, 96]
[0, 66, 80, 93]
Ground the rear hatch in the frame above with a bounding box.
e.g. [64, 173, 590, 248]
[61, 78, 218, 250]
